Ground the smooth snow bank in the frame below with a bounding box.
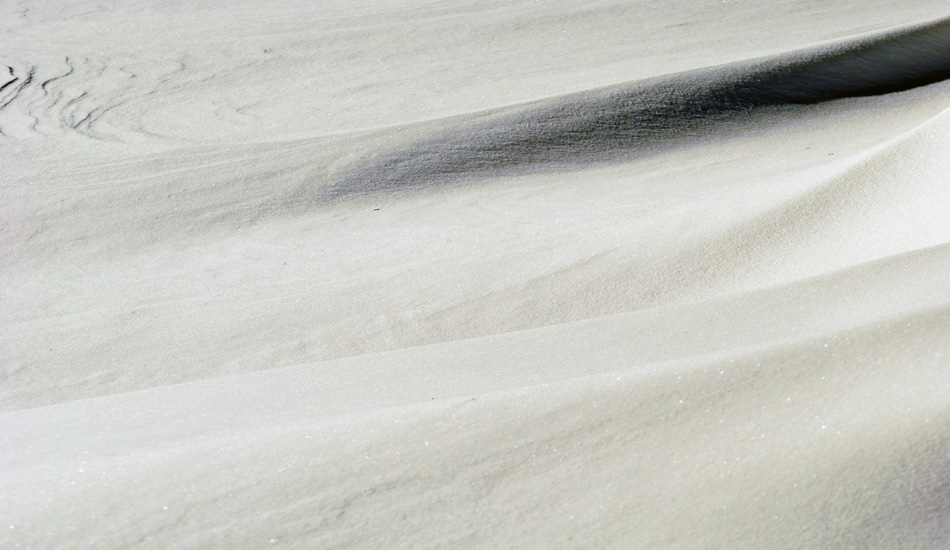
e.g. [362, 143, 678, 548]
[4, 297, 949, 548]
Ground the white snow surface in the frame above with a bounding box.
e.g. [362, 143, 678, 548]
[3, 1, 950, 548]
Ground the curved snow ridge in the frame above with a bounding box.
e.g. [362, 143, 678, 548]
[332, 15, 950, 197]
[7, 241, 945, 414]
[652, 105, 950, 298]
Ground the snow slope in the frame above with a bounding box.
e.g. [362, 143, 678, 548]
[3, 1, 949, 548]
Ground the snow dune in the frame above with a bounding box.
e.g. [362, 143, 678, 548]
[336, 15, 950, 196]
[3, 1, 949, 548]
